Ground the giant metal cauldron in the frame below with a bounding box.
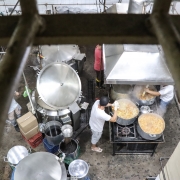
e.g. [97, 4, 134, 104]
[32, 62, 82, 130]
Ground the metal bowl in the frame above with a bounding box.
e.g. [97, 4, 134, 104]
[61, 125, 73, 138]
[140, 106, 153, 114]
[68, 159, 89, 179]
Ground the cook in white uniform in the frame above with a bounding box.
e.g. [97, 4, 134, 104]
[6, 91, 21, 132]
[89, 96, 118, 152]
[145, 85, 174, 114]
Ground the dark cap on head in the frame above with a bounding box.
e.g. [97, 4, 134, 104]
[100, 96, 109, 106]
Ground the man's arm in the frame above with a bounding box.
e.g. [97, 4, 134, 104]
[109, 110, 117, 122]
[145, 88, 160, 96]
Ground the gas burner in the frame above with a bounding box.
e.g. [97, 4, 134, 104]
[116, 123, 136, 138]
[121, 127, 130, 135]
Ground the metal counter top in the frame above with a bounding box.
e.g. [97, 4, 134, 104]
[103, 44, 174, 85]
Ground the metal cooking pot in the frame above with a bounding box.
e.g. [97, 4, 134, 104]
[112, 99, 139, 126]
[140, 106, 153, 114]
[59, 139, 79, 160]
[44, 121, 64, 145]
[137, 113, 165, 140]
[133, 85, 156, 106]
[116, 115, 138, 126]
[37, 62, 81, 109]
[14, 152, 63, 180]
[4, 146, 29, 168]
[68, 159, 90, 180]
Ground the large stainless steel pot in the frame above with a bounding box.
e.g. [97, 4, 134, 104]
[4, 146, 29, 168]
[133, 85, 156, 106]
[110, 85, 132, 101]
[14, 152, 64, 180]
[59, 139, 79, 160]
[137, 113, 165, 140]
[32, 90, 71, 123]
[68, 159, 90, 180]
[37, 62, 81, 109]
[112, 99, 139, 126]
[116, 115, 138, 126]
[44, 121, 64, 145]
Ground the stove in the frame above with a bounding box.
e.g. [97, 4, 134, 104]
[116, 123, 136, 139]
[110, 121, 165, 156]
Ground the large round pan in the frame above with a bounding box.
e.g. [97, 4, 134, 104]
[137, 113, 165, 140]
[112, 99, 139, 126]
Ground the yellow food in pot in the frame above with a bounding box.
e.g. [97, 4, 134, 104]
[112, 99, 139, 119]
[138, 113, 165, 134]
[138, 92, 155, 100]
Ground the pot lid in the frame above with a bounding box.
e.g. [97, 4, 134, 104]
[14, 152, 62, 180]
[7, 146, 28, 165]
[37, 62, 81, 109]
[41, 45, 79, 67]
[68, 159, 89, 178]
[35, 90, 58, 110]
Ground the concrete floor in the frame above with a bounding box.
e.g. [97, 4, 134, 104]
[0, 46, 180, 180]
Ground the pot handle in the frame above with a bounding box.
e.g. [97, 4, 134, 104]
[136, 102, 139, 107]
[149, 134, 156, 137]
[3, 156, 9, 162]
[28, 147, 32, 153]
[75, 139, 79, 144]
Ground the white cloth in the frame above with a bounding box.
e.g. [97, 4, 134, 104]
[159, 85, 174, 102]
[8, 98, 20, 113]
[155, 175, 160, 180]
[89, 100, 111, 132]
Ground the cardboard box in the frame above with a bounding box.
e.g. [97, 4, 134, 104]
[17, 112, 38, 133]
[20, 125, 39, 140]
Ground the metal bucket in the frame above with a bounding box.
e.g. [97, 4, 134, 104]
[44, 121, 64, 145]
[4, 146, 29, 169]
[68, 159, 90, 180]
[59, 139, 79, 161]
